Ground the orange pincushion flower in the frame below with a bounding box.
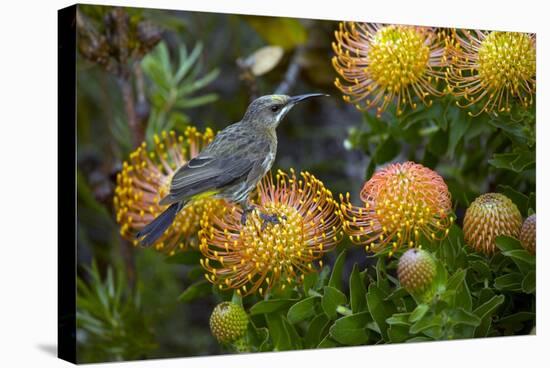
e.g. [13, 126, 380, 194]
[340, 162, 453, 255]
[445, 30, 536, 116]
[332, 22, 447, 116]
[114, 127, 223, 254]
[199, 169, 343, 296]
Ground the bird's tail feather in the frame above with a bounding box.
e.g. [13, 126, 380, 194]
[136, 202, 181, 247]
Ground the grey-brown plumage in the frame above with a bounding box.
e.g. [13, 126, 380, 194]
[137, 93, 327, 246]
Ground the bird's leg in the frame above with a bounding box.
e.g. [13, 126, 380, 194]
[240, 202, 257, 225]
[259, 213, 286, 231]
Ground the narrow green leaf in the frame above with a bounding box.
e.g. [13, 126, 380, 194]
[374, 136, 401, 164]
[409, 304, 429, 323]
[177, 280, 211, 302]
[328, 250, 347, 290]
[367, 284, 396, 341]
[287, 296, 319, 324]
[494, 273, 524, 291]
[495, 235, 524, 252]
[449, 308, 481, 327]
[304, 314, 330, 348]
[387, 325, 410, 343]
[265, 313, 292, 350]
[322, 286, 347, 320]
[329, 311, 371, 345]
[386, 312, 412, 327]
[473, 295, 505, 337]
[410, 314, 444, 334]
[350, 264, 367, 313]
[488, 150, 535, 173]
[250, 299, 298, 316]
[522, 271, 536, 294]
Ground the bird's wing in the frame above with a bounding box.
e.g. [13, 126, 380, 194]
[159, 124, 259, 205]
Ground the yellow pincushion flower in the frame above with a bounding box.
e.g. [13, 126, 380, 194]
[332, 22, 447, 116]
[199, 169, 343, 296]
[446, 30, 536, 116]
[113, 127, 224, 254]
[340, 162, 453, 255]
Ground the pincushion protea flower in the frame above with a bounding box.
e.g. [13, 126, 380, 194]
[463, 193, 522, 255]
[199, 169, 343, 296]
[445, 30, 536, 116]
[397, 248, 437, 299]
[114, 127, 224, 254]
[332, 22, 447, 116]
[340, 162, 453, 255]
[519, 214, 536, 254]
[209, 302, 248, 344]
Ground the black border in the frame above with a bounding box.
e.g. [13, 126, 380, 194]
[58, 4, 77, 364]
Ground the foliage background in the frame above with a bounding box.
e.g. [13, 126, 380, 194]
[75, 4, 535, 363]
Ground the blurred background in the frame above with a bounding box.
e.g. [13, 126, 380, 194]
[75, 4, 535, 363]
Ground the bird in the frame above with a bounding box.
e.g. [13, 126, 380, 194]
[136, 93, 327, 247]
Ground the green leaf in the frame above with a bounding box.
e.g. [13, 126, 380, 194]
[522, 271, 536, 294]
[386, 312, 412, 327]
[329, 312, 371, 345]
[367, 284, 396, 341]
[373, 136, 400, 164]
[447, 110, 471, 155]
[387, 325, 410, 343]
[502, 249, 536, 266]
[177, 280, 211, 302]
[165, 250, 202, 265]
[447, 269, 467, 291]
[495, 235, 524, 252]
[494, 273, 524, 291]
[449, 308, 481, 327]
[488, 150, 535, 173]
[302, 272, 318, 294]
[174, 93, 218, 109]
[287, 296, 319, 324]
[322, 286, 347, 320]
[250, 299, 297, 316]
[497, 185, 530, 215]
[409, 304, 429, 323]
[174, 43, 202, 84]
[317, 335, 340, 348]
[410, 314, 444, 334]
[473, 295, 504, 337]
[427, 128, 449, 156]
[349, 264, 367, 313]
[329, 250, 347, 290]
[446, 269, 472, 311]
[432, 258, 448, 294]
[265, 313, 292, 351]
[245, 322, 270, 352]
[497, 312, 536, 334]
[304, 314, 330, 348]
[488, 118, 532, 147]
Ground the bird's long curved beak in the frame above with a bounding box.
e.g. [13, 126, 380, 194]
[288, 93, 329, 105]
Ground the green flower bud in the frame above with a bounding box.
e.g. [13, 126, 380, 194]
[398, 248, 436, 298]
[209, 302, 248, 344]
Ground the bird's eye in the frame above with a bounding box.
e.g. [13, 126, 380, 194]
[271, 105, 280, 112]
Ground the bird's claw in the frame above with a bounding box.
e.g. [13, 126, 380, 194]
[260, 213, 287, 231]
[241, 205, 257, 225]
[240, 206, 287, 231]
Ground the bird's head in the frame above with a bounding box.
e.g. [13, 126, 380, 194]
[242, 93, 328, 128]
